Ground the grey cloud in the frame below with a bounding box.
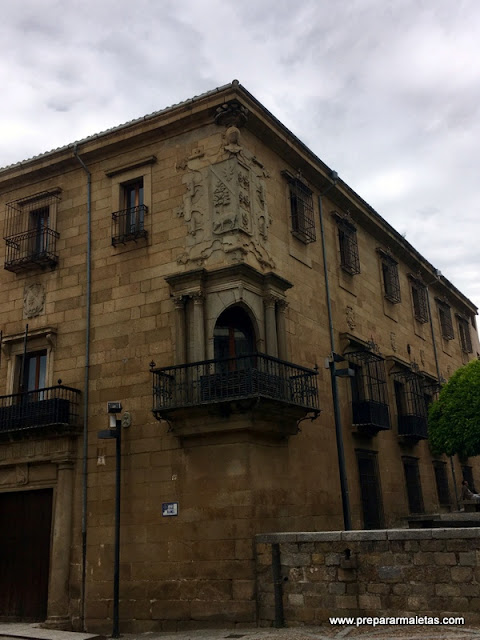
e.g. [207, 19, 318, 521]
[0, 0, 479, 309]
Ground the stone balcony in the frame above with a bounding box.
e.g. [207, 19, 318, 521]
[151, 353, 320, 442]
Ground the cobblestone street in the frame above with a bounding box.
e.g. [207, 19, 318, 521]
[2, 622, 480, 640]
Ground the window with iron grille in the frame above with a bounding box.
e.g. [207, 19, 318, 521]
[283, 173, 315, 243]
[462, 466, 477, 493]
[337, 219, 360, 275]
[402, 456, 424, 513]
[4, 190, 60, 272]
[433, 461, 451, 507]
[347, 351, 390, 431]
[437, 300, 454, 340]
[393, 369, 430, 439]
[356, 450, 384, 529]
[457, 316, 472, 353]
[112, 178, 148, 246]
[378, 250, 401, 303]
[409, 277, 428, 323]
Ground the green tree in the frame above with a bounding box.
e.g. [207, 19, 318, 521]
[428, 358, 480, 457]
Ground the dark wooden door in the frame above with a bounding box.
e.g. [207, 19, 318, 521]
[0, 488, 53, 620]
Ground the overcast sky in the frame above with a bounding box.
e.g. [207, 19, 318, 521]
[1, 0, 479, 309]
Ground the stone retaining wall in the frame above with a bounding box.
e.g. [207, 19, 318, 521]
[255, 529, 480, 626]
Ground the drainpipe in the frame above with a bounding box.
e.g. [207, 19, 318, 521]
[73, 143, 92, 630]
[318, 172, 352, 530]
[425, 278, 459, 510]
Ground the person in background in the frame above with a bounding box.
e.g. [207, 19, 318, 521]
[461, 479, 480, 502]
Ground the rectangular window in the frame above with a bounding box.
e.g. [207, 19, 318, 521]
[112, 178, 148, 246]
[16, 350, 47, 396]
[433, 461, 451, 507]
[403, 456, 424, 514]
[457, 316, 472, 353]
[24, 351, 47, 393]
[287, 177, 315, 243]
[30, 207, 51, 255]
[357, 450, 384, 529]
[378, 250, 401, 303]
[411, 280, 428, 323]
[437, 301, 454, 340]
[338, 221, 360, 275]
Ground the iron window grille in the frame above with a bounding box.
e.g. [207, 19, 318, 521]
[337, 219, 360, 275]
[282, 172, 316, 243]
[402, 456, 425, 514]
[356, 449, 384, 529]
[409, 277, 428, 323]
[457, 315, 473, 353]
[347, 350, 390, 433]
[433, 460, 451, 507]
[378, 250, 401, 303]
[4, 190, 60, 272]
[393, 369, 430, 439]
[437, 300, 454, 340]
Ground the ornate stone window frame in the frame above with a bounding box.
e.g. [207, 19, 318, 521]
[165, 264, 292, 365]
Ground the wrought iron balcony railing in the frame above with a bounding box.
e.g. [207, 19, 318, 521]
[151, 353, 320, 418]
[4, 228, 59, 272]
[112, 205, 148, 246]
[397, 415, 428, 439]
[352, 400, 390, 432]
[0, 385, 81, 436]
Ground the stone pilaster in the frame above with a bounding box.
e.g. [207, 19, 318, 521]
[276, 300, 288, 361]
[173, 296, 187, 365]
[44, 460, 74, 630]
[192, 292, 206, 362]
[264, 296, 278, 358]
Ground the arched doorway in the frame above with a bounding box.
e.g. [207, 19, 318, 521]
[214, 306, 256, 372]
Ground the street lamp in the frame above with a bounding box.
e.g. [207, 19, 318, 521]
[98, 401, 125, 638]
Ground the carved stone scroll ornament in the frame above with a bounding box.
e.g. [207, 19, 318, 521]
[176, 169, 205, 238]
[214, 100, 248, 128]
[24, 283, 45, 318]
[346, 306, 356, 331]
[390, 332, 397, 352]
[0, 464, 28, 486]
[176, 131, 273, 270]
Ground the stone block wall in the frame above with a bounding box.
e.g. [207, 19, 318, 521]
[256, 529, 480, 626]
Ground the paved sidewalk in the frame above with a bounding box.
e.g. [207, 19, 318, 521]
[1, 622, 480, 640]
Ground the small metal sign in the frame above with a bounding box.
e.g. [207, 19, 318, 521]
[162, 502, 179, 517]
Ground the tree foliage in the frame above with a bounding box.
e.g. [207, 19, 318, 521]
[428, 358, 480, 457]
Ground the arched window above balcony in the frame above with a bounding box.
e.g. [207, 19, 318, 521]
[213, 306, 256, 361]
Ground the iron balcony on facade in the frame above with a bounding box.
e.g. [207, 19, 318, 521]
[4, 228, 60, 273]
[347, 350, 391, 435]
[111, 205, 148, 246]
[151, 353, 320, 441]
[4, 190, 60, 273]
[0, 384, 81, 439]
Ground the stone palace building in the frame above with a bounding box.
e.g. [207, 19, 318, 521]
[0, 80, 478, 631]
